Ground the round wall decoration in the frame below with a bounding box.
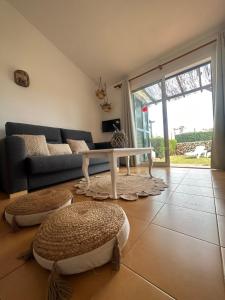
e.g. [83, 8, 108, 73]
[14, 70, 30, 87]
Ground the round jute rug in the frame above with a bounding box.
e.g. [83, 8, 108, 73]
[75, 174, 168, 201]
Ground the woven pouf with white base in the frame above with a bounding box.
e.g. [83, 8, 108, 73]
[33, 201, 130, 275]
[5, 189, 73, 229]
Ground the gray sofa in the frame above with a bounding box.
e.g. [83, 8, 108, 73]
[0, 122, 111, 196]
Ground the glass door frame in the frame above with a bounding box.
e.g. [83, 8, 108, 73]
[132, 60, 213, 168]
[160, 78, 170, 167]
[132, 78, 170, 167]
[133, 95, 151, 163]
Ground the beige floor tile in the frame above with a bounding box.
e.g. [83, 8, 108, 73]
[176, 185, 214, 197]
[165, 183, 179, 192]
[0, 261, 48, 300]
[92, 265, 174, 300]
[155, 173, 185, 182]
[123, 224, 225, 300]
[0, 198, 17, 237]
[166, 192, 215, 213]
[212, 171, 225, 179]
[0, 227, 38, 279]
[221, 247, 225, 280]
[214, 187, 225, 199]
[165, 168, 188, 174]
[150, 190, 173, 203]
[188, 169, 212, 174]
[212, 178, 225, 188]
[152, 204, 219, 244]
[117, 198, 163, 222]
[218, 215, 225, 247]
[122, 214, 150, 255]
[0, 213, 14, 238]
[163, 178, 183, 184]
[184, 174, 212, 181]
[181, 178, 212, 187]
[0, 260, 174, 300]
[215, 198, 225, 216]
[1, 167, 225, 300]
[0, 198, 11, 211]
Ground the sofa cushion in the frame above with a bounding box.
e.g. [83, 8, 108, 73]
[27, 155, 82, 175]
[27, 155, 109, 175]
[60, 128, 95, 149]
[47, 143, 72, 155]
[6, 122, 62, 143]
[67, 139, 89, 154]
[15, 135, 50, 156]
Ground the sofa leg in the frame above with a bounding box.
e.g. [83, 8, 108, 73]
[9, 190, 28, 199]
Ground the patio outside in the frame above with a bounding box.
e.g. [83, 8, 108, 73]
[133, 62, 213, 168]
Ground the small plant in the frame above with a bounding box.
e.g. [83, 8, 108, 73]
[169, 139, 177, 155]
[150, 137, 165, 158]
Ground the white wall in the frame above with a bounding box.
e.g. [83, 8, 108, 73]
[101, 85, 123, 141]
[0, 0, 103, 141]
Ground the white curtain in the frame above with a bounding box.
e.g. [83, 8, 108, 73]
[212, 32, 225, 169]
[121, 79, 137, 166]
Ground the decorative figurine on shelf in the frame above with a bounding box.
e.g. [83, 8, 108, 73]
[96, 77, 112, 112]
[111, 125, 128, 148]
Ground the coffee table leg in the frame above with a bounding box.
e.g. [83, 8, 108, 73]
[126, 156, 131, 175]
[82, 155, 90, 187]
[148, 151, 153, 178]
[109, 154, 118, 199]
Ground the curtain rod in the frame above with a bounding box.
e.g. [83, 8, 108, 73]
[114, 38, 217, 88]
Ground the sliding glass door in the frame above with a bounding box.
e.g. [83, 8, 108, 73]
[132, 80, 169, 166]
[132, 61, 213, 168]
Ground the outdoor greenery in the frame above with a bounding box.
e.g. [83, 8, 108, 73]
[150, 134, 211, 167]
[170, 155, 210, 166]
[175, 131, 213, 143]
[157, 155, 210, 166]
[169, 139, 177, 155]
[150, 137, 177, 158]
[150, 137, 164, 158]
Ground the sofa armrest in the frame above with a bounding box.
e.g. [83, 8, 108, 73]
[0, 136, 28, 194]
[94, 142, 112, 149]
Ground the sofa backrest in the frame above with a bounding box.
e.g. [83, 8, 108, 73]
[5, 122, 62, 144]
[60, 128, 94, 149]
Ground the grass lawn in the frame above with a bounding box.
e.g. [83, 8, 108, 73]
[169, 155, 210, 166]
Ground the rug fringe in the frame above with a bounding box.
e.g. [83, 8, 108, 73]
[47, 262, 72, 300]
[111, 238, 120, 271]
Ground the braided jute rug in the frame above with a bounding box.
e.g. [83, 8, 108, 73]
[75, 174, 168, 201]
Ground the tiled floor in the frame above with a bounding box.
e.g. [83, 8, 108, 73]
[0, 167, 225, 300]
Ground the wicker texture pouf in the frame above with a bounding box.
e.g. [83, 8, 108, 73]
[33, 201, 130, 275]
[5, 189, 73, 228]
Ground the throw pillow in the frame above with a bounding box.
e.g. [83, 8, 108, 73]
[15, 134, 49, 156]
[47, 143, 72, 155]
[67, 139, 89, 154]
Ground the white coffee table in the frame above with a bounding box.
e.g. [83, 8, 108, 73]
[81, 148, 153, 199]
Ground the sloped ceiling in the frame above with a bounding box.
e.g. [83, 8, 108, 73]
[7, 0, 225, 83]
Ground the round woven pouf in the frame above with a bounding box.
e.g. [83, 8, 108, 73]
[33, 201, 130, 275]
[5, 189, 73, 228]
